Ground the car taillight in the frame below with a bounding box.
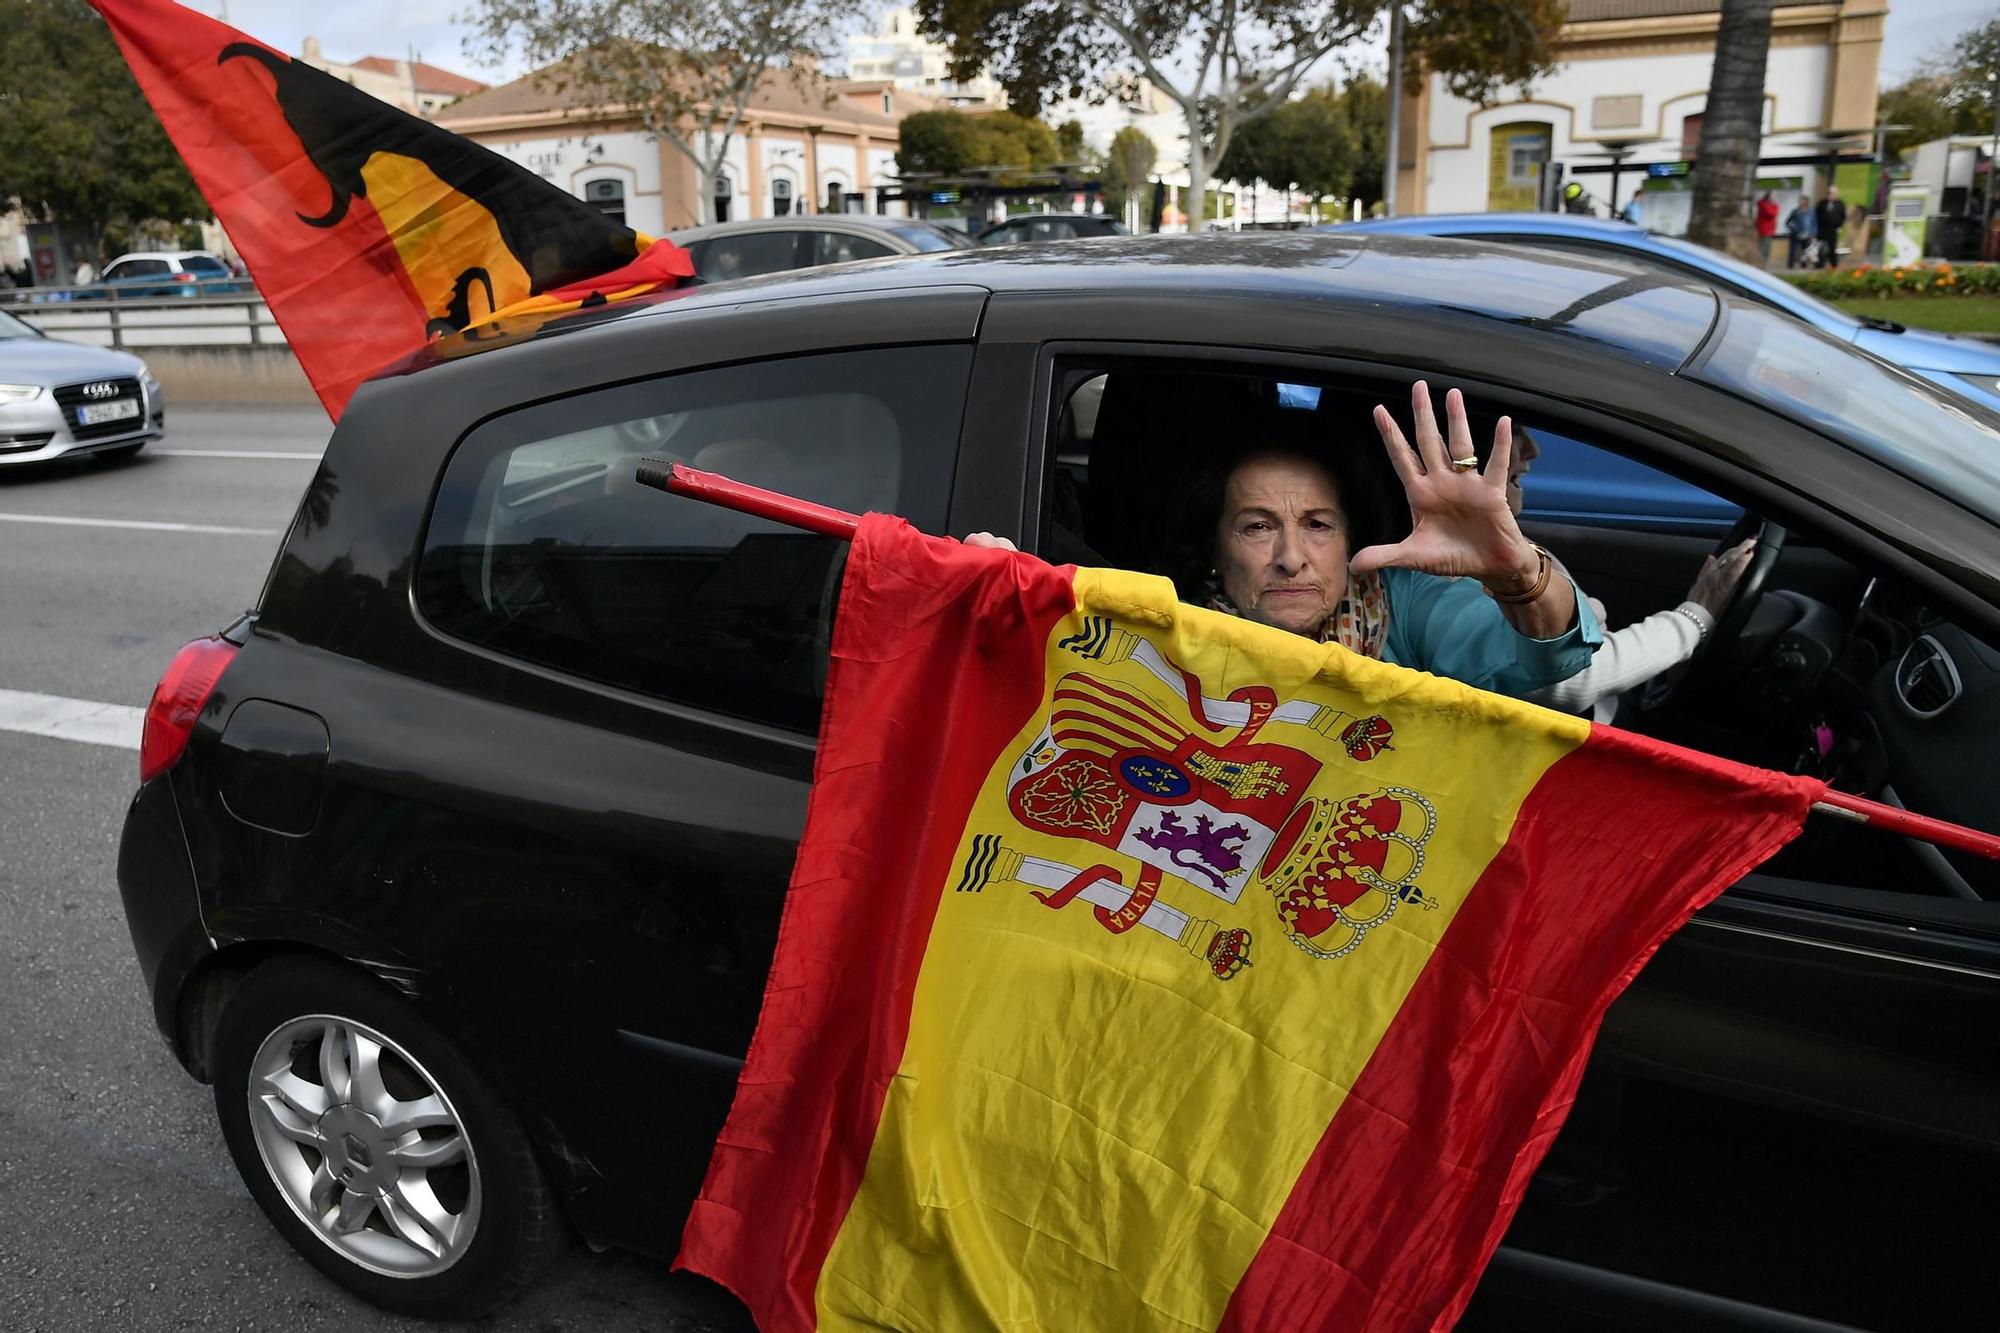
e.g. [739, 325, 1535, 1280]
[174, 271, 195, 282]
[140, 637, 238, 783]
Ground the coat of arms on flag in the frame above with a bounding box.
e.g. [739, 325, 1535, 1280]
[961, 622, 1432, 978]
[675, 515, 1820, 1332]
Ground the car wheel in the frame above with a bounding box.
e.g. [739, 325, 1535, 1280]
[211, 958, 566, 1318]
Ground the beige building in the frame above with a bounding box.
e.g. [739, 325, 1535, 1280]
[435, 65, 930, 232]
[297, 37, 488, 118]
[1397, 0, 1887, 232]
[845, 6, 1006, 108]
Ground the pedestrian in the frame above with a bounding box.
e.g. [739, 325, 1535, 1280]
[1561, 181, 1595, 216]
[71, 258, 96, 286]
[1784, 194, 1813, 268]
[1755, 190, 1779, 265]
[1622, 184, 1644, 225]
[1813, 185, 1846, 269]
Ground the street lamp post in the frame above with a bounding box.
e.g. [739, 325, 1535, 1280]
[1383, 4, 1404, 217]
[1985, 72, 1999, 259]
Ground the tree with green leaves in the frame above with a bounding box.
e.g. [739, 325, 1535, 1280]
[465, 0, 866, 225]
[914, 0, 1563, 230]
[1687, 0, 1774, 262]
[1056, 118, 1089, 163]
[1100, 125, 1157, 225]
[1338, 74, 1388, 214]
[0, 0, 207, 271]
[1879, 17, 2000, 161]
[895, 108, 1061, 178]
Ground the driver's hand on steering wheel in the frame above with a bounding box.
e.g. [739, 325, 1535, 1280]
[1688, 538, 1757, 620]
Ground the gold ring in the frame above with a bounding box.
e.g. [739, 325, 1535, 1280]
[1449, 456, 1480, 472]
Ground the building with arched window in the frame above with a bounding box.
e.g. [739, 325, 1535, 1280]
[435, 66, 932, 232]
[1397, 0, 1885, 235]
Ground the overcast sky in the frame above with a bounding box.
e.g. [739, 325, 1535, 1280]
[187, 1, 1989, 93]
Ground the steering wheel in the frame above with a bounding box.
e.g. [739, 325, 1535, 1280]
[1638, 513, 1786, 712]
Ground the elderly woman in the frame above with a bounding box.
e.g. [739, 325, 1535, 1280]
[974, 380, 1601, 698]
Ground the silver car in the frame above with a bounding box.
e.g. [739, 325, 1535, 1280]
[665, 214, 976, 285]
[0, 308, 165, 465]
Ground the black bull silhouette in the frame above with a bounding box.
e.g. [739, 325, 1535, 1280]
[218, 43, 645, 330]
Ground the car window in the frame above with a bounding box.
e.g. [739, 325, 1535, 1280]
[890, 223, 974, 253]
[812, 232, 896, 265]
[112, 259, 172, 278]
[0, 310, 38, 339]
[982, 225, 1024, 246]
[1694, 300, 2000, 525]
[181, 255, 230, 275]
[1029, 219, 1081, 241]
[418, 345, 971, 732]
[688, 231, 804, 283]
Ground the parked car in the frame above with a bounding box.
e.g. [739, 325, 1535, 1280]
[119, 234, 2000, 1329]
[0, 307, 165, 464]
[664, 214, 975, 285]
[977, 212, 1127, 245]
[95, 249, 252, 298]
[1328, 214, 2000, 415]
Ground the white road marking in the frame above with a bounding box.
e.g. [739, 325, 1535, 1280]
[152, 449, 321, 460]
[0, 688, 143, 750]
[0, 512, 280, 536]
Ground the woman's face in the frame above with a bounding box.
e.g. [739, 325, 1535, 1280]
[1214, 453, 1350, 638]
[1505, 429, 1540, 517]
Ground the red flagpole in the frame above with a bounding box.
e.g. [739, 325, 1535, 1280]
[639, 460, 2000, 864]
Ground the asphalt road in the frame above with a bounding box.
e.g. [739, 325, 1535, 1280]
[0, 409, 755, 1332]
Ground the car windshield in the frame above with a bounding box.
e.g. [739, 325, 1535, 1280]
[892, 222, 978, 253]
[1695, 299, 2000, 522]
[0, 309, 38, 339]
[1650, 232, 1863, 330]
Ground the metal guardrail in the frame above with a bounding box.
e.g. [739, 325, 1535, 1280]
[1, 280, 287, 351]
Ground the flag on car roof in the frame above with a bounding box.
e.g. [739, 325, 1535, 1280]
[673, 515, 1821, 1333]
[91, 0, 695, 418]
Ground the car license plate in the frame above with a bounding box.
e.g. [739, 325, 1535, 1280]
[77, 399, 140, 426]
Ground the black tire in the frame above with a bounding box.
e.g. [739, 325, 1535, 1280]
[211, 957, 566, 1319]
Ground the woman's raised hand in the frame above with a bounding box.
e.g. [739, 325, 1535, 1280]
[1349, 381, 1540, 590]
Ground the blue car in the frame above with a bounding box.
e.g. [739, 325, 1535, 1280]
[1331, 214, 2000, 532]
[1330, 215, 2000, 411]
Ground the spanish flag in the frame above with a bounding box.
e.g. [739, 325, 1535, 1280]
[92, 0, 694, 418]
[675, 516, 1821, 1332]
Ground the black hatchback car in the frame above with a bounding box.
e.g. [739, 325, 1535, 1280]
[120, 235, 2000, 1329]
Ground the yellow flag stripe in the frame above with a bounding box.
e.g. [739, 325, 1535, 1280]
[816, 567, 1589, 1330]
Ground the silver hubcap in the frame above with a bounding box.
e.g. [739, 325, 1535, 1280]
[246, 1015, 480, 1278]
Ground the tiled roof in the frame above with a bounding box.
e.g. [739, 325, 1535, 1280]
[435, 58, 910, 129]
[349, 55, 488, 97]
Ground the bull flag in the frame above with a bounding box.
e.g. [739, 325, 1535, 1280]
[91, 0, 695, 418]
[674, 516, 1822, 1332]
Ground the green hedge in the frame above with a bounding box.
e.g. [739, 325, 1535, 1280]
[1784, 263, 2000, 299]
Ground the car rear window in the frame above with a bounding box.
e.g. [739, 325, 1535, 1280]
[181, 255, 231, 275]
[418, 345, 971, 732]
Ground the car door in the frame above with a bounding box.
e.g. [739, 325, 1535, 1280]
[103, 257, 173, 297]
[197, 328, 982, 1259]
[960, 330, 2000, 1330]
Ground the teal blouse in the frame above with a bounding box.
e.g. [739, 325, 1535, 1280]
[1378, 567, 1602, 698]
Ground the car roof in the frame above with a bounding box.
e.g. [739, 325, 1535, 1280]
[1332, 214, 1650, 240]
[106, 250, 222, 263]
[413, 231, 1721, 374]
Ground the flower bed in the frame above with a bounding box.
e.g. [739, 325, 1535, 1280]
[1786, 262, 2000, 299]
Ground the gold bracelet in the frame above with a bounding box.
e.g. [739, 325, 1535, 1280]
[1483, 545, 1553, 605]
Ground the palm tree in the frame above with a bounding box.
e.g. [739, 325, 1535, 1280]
[1687, 0, 1776, 262]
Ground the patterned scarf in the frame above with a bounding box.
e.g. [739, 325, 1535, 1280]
[1208, 569, 1392, 659]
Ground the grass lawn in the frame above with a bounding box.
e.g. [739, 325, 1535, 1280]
[1827, 295, 2000, 336]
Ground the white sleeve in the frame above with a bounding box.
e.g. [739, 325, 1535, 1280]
[1525, 602, 1711, 715]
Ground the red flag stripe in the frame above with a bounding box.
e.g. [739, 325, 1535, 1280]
[671, 520, 1079, 1330]
[1218, 725, 1818, 1332]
